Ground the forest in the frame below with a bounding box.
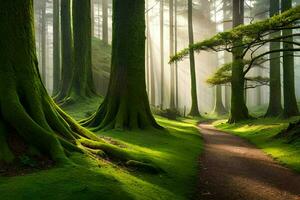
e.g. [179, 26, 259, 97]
[0, 0, 300, 199]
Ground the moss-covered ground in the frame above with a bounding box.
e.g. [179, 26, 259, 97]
[214, 116, 300, 173]
[0, 98, 203, 200]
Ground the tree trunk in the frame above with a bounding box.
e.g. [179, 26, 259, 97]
[188, 0, 200, 117]
[174, 0, 179, 108]
[81, 0, 161, 130]
[265, 0, 282, 117]
[72, 0, 96, 97]
[102, 0, 109, 44]
[55, 0, 74, 102]
[91, 0, 95, 37]
[41, 0, 47, 85]
[212, 0, 227, 116]
[169, 0, 176, 109]
[55, 0, 96, 104]
[228, 0, 250, 123]
[281, 0, 299, 118]
[160, 0, 165, 109]
[53, 0, 61, 95]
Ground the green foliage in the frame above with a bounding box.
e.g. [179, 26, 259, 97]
[206, 60, 269, 86]
[170, 5, 300, 63]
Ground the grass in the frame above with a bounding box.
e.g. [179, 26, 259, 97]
[213, 116, 300, 172]
[0, 99, 203, 200]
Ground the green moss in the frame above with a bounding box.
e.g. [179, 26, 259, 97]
[214, 117, 300, 172]
[0, 101, 203, 200]
[92, 37, 111, 75]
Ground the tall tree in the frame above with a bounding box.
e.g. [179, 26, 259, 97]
[228, 0, 250, 123]
[169, 0, 176, 109]
[82, 0, 160, 130]
[102, 0, 109, 44]
[55, 0, 73, 102]
[212, 0, 227, 115]
[0, 0, 128, 165]
[281, 0, 299, 117]
[223, 0, 232, 110]
[265, 0, 282, 117]
[91, 0, 95, 37]
[55, 0, 96, 104]
[160, 0, 165, 108]
[72, 0, 95, 97]
[53, 0, 61, 95]
[188, 0, 200, 116]
[41, 0, 47, 84]
[174, 0, 179, 108]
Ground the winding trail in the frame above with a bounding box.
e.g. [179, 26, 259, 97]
[195, 122, 300, 200]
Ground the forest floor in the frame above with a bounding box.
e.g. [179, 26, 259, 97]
[195, 122, 300, 200]
[0, 97, 203, 200]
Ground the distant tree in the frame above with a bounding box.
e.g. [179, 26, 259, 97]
[281, 0, 299, 117]
[55, 0, 74, 102]
[212, 0, 227, 116]
[169, 0, 176, 110]
[102, 0, 109, 44]
[188, 0, 201, 117]
[82, 0, 161, 130]
[41, 0, 47, 84]
[53, 0, 61, 95]
[265, 0, 282, 117]
[160, 0, 165, 108]
[55, 0, 96, 104]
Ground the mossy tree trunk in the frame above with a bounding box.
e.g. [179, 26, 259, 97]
[53, 0, 61, 95]
[188, 0, 201, 117]
[265, 0, 282, 117]
[81, 0, 161, 130]
[281, 0, 299, 118]
[55, 0, 96, 104]
[56, 0, 74, 102]
[0, 0, 143, 166]
[228, 0, 250, 123]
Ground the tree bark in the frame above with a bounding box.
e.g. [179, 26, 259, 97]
[55, 0, 74, 102]
[228, 0, 250, 123]
[102, 0, 109, 44]
[55, 0, 96, 104]
[53, 0, 61, 95]
[188, 0, 201, 117]
[160, 0, 165, 109]
[265, 0, 282, 117]
[81, 0, 161, 130]
[212, 0, 227, 115]
[169, 0, 176, 109]
[41, 0, 47, 85]
[174, 0, 179, 108]
[281, 0, 299, 117]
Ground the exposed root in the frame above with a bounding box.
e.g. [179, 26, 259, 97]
[0, 91, 160, 173]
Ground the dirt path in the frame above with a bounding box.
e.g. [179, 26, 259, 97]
[195, 123, 300, 200]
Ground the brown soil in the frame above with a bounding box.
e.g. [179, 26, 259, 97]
[194, 123, 300, 200]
